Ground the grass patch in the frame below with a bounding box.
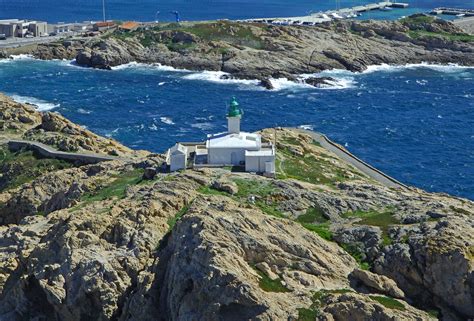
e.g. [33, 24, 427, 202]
[341, 243, 370, 270]
[301, 223, 333, 241]
[0, 147, 74, 191]
[167, 203, 191, 231]
[255, 269, 290, 293]
[408, 30, 474, 43]
[277, 147, 354, 187]
[450, 205, 471, 215]
[255, 200, 286, 218]
[298, 289, 353, 320]
[400, 15, 435, 25]
[343, 208, 398, 247]
[80, 169, 144, 204]
[197, 185, 229, 196]
[233, 178, 275, 198]
[369, 296, 406, 311]
[297, 207, 332, 240]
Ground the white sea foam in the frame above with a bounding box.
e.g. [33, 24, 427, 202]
[160, 117, 175, 125]
[191, 122, 215, 130]
[10, 94, 60, 111]
[111, 61, 188, 72]
[298, 124, 314, 131]
[183, 71, 260, 86]
[77, 108, 91, 114]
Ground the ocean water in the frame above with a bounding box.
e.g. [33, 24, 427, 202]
[0, 0, 473, 23]
[0, 57, 473, 199]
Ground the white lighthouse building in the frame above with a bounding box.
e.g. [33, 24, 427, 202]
[167, 97, 276, 175]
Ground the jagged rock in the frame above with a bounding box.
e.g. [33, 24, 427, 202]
[304, 77, 337, 88]
[211, 178, 239, 195]
[259, 78, 274, 90]
[143, 167, 157, 180]
[349, 268, 405, 299]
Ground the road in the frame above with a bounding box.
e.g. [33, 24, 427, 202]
[294, 128, 408, 189]
[0, 35, 68, 49]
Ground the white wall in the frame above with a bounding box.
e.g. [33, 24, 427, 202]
[245, 155, 276, 173]
[170, 154, 186, 171]
[209, 147, 246, 165]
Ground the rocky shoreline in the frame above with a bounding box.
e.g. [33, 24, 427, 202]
[0, 94, 473, 320]
[7, 14, 469, 89]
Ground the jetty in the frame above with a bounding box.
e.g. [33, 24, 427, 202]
[431, 8, 474, 17]
[244, 1, 409, 25]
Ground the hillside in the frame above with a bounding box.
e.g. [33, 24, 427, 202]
[29, 15, 474, 89]
[0, 94, 472, 320]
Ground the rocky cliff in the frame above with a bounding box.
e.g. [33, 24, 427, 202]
[0, 95, 472, 320]
[31, 15, 474, 88]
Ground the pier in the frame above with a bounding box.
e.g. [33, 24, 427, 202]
[431, 8, 474, 17]
[245, 2, 409, 25]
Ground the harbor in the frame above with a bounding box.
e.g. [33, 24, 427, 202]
[244, 1, 409, 25]
[431, 7, 474, 17]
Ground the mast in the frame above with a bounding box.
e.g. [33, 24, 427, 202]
[102, 0, 106, 22]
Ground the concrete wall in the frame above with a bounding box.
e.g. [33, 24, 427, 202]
[208, 147, 246, 165]
[30, 22, 48, 36]
[245, 155, 275, 173]
[7, 140, 117, 164]
[170, 153, 186, 171]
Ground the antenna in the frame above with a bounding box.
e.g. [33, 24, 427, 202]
[102, 0, 106, 22]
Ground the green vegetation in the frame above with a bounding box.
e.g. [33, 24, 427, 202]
[343, 208, 398, 246]
[297, 207, 333, 241]
[167, 203, 191, 231]
[426, 309, 440, 318]
[79, 169, 144, 204]
[0, 147, 73, 191]
[197, 185, 229, 196]
[450, 205, 471, 215]
[408, 30, 474, 43]
[341, 243, 371, 270]
[369, 296, 406, 311]
[233, 178, 275, 198]
[255, 269, 290, 293]
[297, 289, 353, 320]
[277, 147, 354, 187]
[400, 15, 435, 25]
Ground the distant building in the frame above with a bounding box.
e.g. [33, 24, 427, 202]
[0, 19, 48, 38]
[167, 97, 276, 175]
[119, 21, 139, 32]
[93, 21, 117, 32]
[166, 143, 188, 172]
[49, 22, 93, 35]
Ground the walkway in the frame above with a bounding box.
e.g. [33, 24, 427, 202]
[294, 129, 408, 189]
[0, 139, 121, 164]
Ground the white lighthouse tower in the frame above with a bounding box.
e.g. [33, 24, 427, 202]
[227, 96, 243, 134]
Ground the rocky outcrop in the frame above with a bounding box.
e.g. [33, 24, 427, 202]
[0, 98, 473, 320]
[33, 16, 474, 86]
[0, 94, 139, 156]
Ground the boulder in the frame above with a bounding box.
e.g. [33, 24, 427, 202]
[349, 268, 405, 299]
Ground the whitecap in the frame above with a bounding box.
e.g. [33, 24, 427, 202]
[160, 117, 175, 125]
[9, 94, 60, 111]
[111, 61, 188, 72]
[158, 82, 166, 86]
[149, 124, 158, 131]
[298, 124, 314, 131]
[77, 108, 91, 114]
[183, 71, 260, 87]
[191, 122, 214, 130]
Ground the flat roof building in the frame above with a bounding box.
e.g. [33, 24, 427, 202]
[0, 19, 47, 38]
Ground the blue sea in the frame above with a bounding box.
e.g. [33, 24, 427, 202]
[0, 58, 473, 199]
[0, 0, 472, 23]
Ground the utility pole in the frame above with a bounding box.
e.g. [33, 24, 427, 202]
[102, 0, 106, 22]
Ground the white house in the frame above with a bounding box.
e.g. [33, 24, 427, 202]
[167, 97, 276, 175]
[166, 143, 188, 171]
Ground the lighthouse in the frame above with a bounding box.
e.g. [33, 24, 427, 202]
[227, 96, 243, 134]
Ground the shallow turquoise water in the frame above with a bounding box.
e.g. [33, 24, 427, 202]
[0, 58, 473, 199]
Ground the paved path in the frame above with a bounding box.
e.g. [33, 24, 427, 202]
[0, 139, 121, 164]
[294, 129, 408, 189]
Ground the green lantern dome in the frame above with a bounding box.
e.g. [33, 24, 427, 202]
[227, 96, 243, 118]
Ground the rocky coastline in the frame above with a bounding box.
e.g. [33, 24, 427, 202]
[0, 94, 473, 320]
[13, 14, 472, 89]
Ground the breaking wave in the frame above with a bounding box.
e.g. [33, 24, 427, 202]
[10, 94, 60, 111]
